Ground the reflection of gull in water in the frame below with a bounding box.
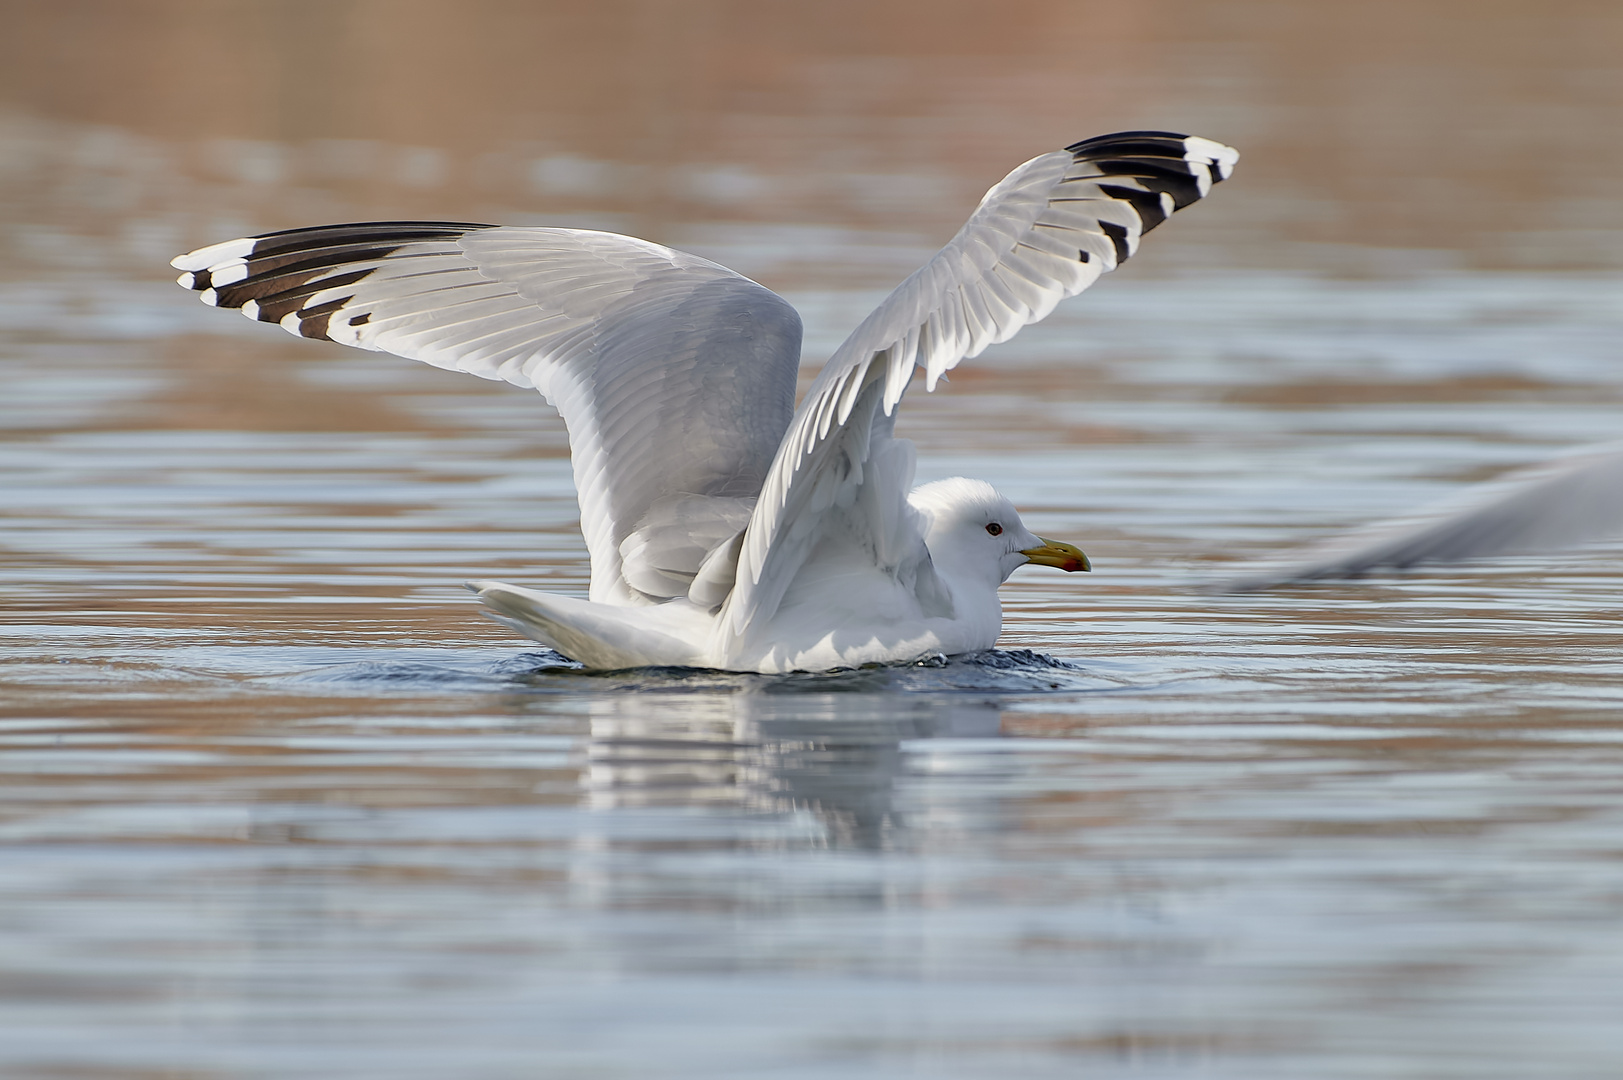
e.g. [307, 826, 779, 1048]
[579, 690, 1004, 850]
[173, 132, 1236, 672]
[1223, 443, 1623, 590]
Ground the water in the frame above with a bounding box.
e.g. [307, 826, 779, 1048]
[4, 3, 1623, 1076]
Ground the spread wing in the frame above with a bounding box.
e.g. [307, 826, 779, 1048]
[173, 223, 803, 605]
[722, 131, 1239, 638]
[1220, 443, 1623, 590]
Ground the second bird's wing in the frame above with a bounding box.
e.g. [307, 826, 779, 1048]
[1219, 443, 1623, 590]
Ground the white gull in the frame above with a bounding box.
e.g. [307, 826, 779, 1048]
[173, 130, 1237, 671]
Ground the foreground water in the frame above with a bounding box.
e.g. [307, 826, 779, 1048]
[4, 259, 1623, 1077]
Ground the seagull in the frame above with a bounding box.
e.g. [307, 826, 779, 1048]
[173, 130, 1237, 672]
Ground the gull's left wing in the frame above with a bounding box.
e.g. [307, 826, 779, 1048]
[722, 132, 1238, 640]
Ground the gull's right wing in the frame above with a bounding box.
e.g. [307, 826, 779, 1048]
[173, 223, 803, 606]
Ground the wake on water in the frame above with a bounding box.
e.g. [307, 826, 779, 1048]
[278, 647, 1121, 696]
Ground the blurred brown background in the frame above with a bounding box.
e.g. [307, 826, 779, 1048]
[2, 0, 1622, 289]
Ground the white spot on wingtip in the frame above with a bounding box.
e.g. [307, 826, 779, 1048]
[211, 261, 249, 286]
[176, 272, 196, 289]
[1182, 136, 1239, 180]
[171, 237, 256, 273]
[200, 288, 219, 306]
[241, 299, 260, 319]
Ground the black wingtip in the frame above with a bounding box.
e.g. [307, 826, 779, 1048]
[1065, 130, 1192, 155]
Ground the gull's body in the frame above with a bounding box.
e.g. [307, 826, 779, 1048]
[174, 131, 1236, 671]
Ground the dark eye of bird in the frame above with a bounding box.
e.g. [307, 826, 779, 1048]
[985, 523, 1002, 536]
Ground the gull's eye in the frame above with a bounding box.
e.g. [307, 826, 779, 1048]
[985, 522, 1003, 536]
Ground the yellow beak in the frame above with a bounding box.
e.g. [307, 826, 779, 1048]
[1019, 536, 1091, 573]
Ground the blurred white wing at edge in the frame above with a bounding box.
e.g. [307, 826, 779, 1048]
[1217, 443, 1623, 591]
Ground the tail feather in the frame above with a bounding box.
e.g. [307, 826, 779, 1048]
[467, 581, 708, 669]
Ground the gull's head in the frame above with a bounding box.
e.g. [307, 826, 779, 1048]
[909, 477, 1090, 587]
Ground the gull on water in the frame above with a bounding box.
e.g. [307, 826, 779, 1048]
[174, 131, 1237, 672]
